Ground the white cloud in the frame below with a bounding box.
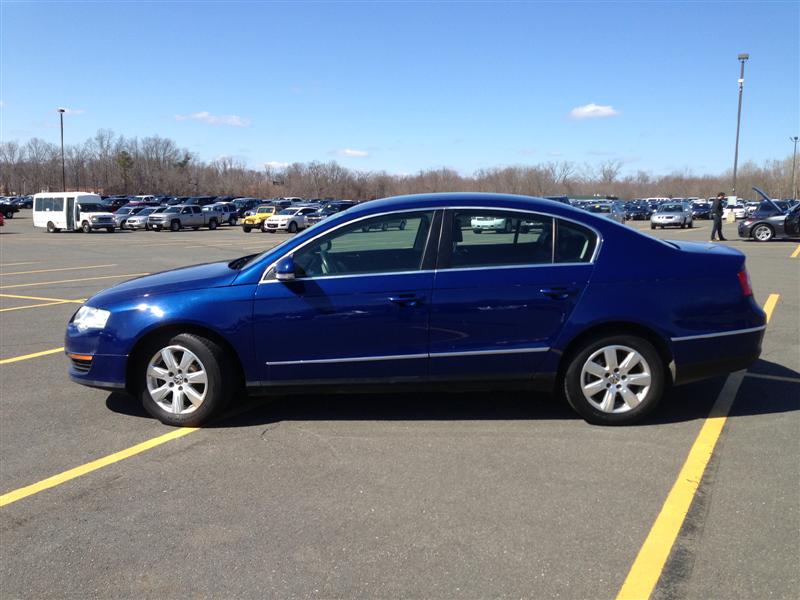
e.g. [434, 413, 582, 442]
[569, 103, 620, 120]
[336, 148, 369, 157]
[264, 161, 289, 169]
[175, 111, 251, 127]
[58, 107, 85, 115]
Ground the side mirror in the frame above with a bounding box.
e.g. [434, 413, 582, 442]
[275, 256, 296, 281]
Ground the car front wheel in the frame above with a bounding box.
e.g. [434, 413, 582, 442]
[288, 221, 298, 233]
[563, 335, 665, 425]
[753, 224, 774, 242]
[139, 333, 233, 427]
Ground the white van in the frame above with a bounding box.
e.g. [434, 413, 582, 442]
[32, 192, 116, 233]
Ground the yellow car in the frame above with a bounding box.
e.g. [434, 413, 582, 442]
[241, 205, 276, 232]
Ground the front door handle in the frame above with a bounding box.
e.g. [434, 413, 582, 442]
[540, 287, 578, 300]
[388, 295, 425, 307]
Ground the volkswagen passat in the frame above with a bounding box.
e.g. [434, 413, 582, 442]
[65, 193, 765, 427]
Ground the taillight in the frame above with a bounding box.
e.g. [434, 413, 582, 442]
[737, 268, 753, 296]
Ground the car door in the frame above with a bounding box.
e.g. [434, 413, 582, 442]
[785, 205, 800, 236]
[428, 209, 597, 380]
[253, 210, 440, 385]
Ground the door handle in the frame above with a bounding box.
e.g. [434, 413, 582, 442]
[388, 295, 425, 307]
[540, 287, 578, 300]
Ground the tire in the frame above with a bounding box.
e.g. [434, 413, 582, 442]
[753, 224, 774, 242]
[170, 220, 181, 232]
[650, 224, 656, 230]
[138, 333, 234, 427]
[563, 334, 665, 425]
[6, 212, 13, 219]
[243, 225, 252, 233]
[192, 226, 200, 231]
[208, 219, 217, 231]
[688, 220, 693, 229]
[106, 227, 115, 233]
[46, 221, 57, 233]
[288, 221, 298, 234]
[473, 229, 482, 234]
[82, 221, 92, 233]
[261, 222, 269, 232]
[680, 222, 686, 229]
[381, 222, 389, 231]
[399, 220, 407, 230]
[229, 217, 237, 226]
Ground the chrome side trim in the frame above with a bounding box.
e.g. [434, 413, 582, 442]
[261, 269, 435, 284]
[267, 353, 428, 366]
[430, 347, 550, 358]
[266, 346, 551, 366]
[671, 325, 767, 342]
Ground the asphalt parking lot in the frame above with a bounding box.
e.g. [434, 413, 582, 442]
[1, 212, 798, 599]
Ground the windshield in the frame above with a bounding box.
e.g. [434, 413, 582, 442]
[277, 208, 297, 215]
[586, 205, 611, 213]
[138, 208, 156, 216]
[116, 208, 132, 215]
[164, 207, 180, 214]
[660, 204, 683, 212]
[78, 203, 106, 213]
[257, 207, 274, 213]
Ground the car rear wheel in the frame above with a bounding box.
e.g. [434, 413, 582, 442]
[288, 221, 298, 233]
[139, 333, 233, 427]
[753, 224, 774, 242]
[563, 335, 665, 425]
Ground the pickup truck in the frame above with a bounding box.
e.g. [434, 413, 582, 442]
[148, 205, 222, 231]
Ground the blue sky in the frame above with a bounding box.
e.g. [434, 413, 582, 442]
[1, 1, 797, 176]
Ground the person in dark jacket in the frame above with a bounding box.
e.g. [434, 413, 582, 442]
[710, 192, 727, 241]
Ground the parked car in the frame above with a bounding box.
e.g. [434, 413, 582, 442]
[583, 202, 626, 225]
[723, 201, 746, 220]
[124, 207, 163, 230]
[130, 195, 160, 206]
[262, 206, 317, 233]
[306, 201, 356, 226]
[232, 198, 262, 217]
[101, 197, 129, 212]
[241, 205, 277, 232]
[470, 215, 510, 233]
[65, 192, 766, 428]
[0, 200, 20, 219]
[737, 189, 800, 242]
[651, 202, 693, 229]
[691, 203, 712, 220]
[206, 202, 238, 225]
[113, 206, 146, 228]
[148, 205, 222, 231]
[182, 196, 217, 207]
[624, 203, 651, 221]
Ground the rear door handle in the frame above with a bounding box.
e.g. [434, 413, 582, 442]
[388, 295, 425, 307]
[540, 287, 578, 300]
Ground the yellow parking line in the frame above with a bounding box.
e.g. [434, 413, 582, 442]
[0, 261, 40, 267]
[0, 300, 73, 312]
[1, 264, 116, 276]
[0, 273, 149, 290]
[790, 244, 800, 258]
[0, 293, 85, 304]
[0, 427, 198, 507]
[616, 294, 778, 600]
[0, 347, 65, 365]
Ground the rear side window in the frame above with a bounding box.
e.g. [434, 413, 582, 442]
[446, 210, 553, 269]
[555, 220, 597, 263]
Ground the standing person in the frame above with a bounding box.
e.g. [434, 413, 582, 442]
[710, 192, 727, 241]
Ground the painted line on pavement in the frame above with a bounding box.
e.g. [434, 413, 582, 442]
[616, 293, 778, 600]
[0, 262, 40, 267]
[0, 273, 149, 290]
[1, 264, 116, 276]
[0, 293, 85, 304]
[0, 300, 75, 313]
[744, 372, 800, 384]
[790, 244, 800, 258]
[0, 427, 198, 507]
[0, 347, 65, 365]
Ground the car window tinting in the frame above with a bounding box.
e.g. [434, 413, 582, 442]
[555, 219, 597, 263]
[292, 211, 434, 278]
[447, 210, 553, 269]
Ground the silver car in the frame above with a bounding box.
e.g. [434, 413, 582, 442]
[124, 207, 162, 230]
[583, 202, 626, 225]
[651, 202, 693, 229]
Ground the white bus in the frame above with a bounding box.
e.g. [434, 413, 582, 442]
[32, 192, 117, 233]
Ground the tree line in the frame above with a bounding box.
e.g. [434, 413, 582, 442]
[1, 129, 796, 200]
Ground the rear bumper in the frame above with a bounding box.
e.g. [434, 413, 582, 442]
[672, 326, 765, 385]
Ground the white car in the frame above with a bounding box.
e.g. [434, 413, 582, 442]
[263, 206, 318, 233]
[723, 203, 746, 220]
[650, 202, 693, 229]
[471, 215, 511, 233]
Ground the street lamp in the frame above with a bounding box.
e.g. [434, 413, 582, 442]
[57, 108, 66, 192]
[791, 136, 799, 200]
[731, 53, 749, 197]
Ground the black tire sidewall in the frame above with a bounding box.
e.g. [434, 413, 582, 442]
[138, 333, 232, 427]
[563, 334, 665, 425]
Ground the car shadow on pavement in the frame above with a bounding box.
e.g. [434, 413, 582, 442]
[105, 359, 799, 428]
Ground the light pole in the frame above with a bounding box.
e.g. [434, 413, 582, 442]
[791, 136, 799, 200]
[731, 53, 749, 197]
[57, 108, 66, 192]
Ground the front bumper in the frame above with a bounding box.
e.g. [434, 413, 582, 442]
[265, 221, 289, 230]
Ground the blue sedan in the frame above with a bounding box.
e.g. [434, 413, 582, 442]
[65, 193, 766, 426]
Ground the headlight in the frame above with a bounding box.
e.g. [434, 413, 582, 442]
[73, 306, 110, 332]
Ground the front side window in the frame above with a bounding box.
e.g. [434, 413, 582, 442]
[291, 211, 434, 278]
[446, 210, 553, 269]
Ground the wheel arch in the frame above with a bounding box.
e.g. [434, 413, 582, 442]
[126, 322, 245, 394]
[556, 321, 675, 386]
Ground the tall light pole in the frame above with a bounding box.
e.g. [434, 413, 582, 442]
[731, 53, 749, 197]
[57, 108, 66, 192]
[791, 136, 799, 200]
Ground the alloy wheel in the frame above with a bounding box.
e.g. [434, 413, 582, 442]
[580, 345, 652, 414]
[146, 345, 208, 415]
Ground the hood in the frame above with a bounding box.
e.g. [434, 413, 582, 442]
[84, 211, 115, 218]
[86, 260, 240, 308]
